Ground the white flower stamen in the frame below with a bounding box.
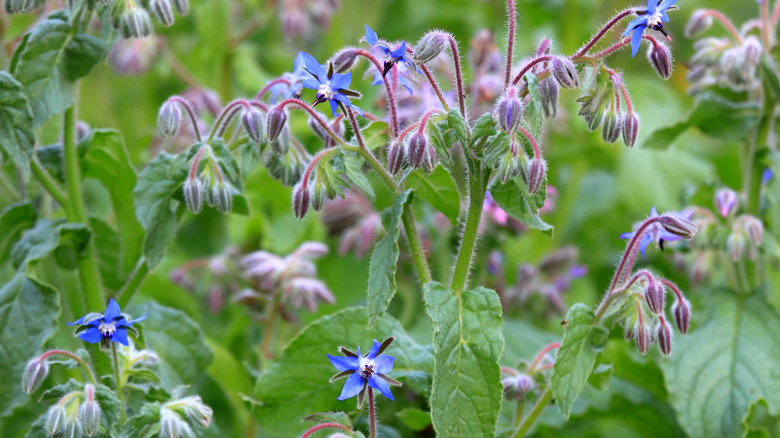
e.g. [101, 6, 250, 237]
[317, 83, 335, 100]
[647, 11, 663, 28]
[359, 357, 376, 378]
[98, 320, 117, 338]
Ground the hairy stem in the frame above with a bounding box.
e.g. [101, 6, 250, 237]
[512, 55, 554, 86]
[446, 35, 467, 117]
[505, 0, 517, 89]
[30, 157, 70, 213]
[354, 49, 399, 137]
[111, 343, 127, 423]
[450, 161, 488, 293]
[368, 387, 377, 438]
[420, 64, 451, 111]
[40, 349, 97, 384]
[572, 9, 635, 59]
[511, 387, 552, 437]
[301, 423, 352, 438]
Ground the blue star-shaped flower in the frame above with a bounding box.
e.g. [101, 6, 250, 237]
[364, 25, 417, 76]
[300, 52, 363, 117]
[67, 298, 148, 348]
[622, 0, 678, 57]
[620, 206, 694, 258]
[267, 52, 309, 103]
[328, 338, 400, 405]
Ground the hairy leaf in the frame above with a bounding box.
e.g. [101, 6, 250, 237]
[0, 72, 35, 176]
[489, 178, 552, 235]
[406, 166, 460, 224]
[0, 202, 36, 259]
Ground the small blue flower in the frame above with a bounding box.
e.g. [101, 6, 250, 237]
[67, 298, 147, 348]
[328, 338, 400, 406]
[267, 52, 309, 103]
[622, 0, 678, 57]
[365, 25, 417, 76]
[620, 206, 694, 258]
[763, 167, 773, 184]
[300, 52, 363, 117]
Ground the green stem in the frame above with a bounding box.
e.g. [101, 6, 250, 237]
[0, 168, 20, 200]
[511, 387, 552, 438]
[450, 161, 488, 293]
[116, 257, 150, 307]
[401, 205, 432, 284]
[259, 290, 281, 368]
[368, 387, 377, 438]
[30, 157, 71, 215]
[40, 349, 97, 384]
[111, 343, 127, 423]
[513, 399, 526, 428]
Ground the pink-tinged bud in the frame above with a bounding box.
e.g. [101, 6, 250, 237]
[644, 281, 665, 314]
[387, 141, 406, 175]
[539, 78, 559, 119]
[622, 112, 639, 148]
[408, 134, 428, 169]
[502, 374, 534, 400]
[715, 188, 738, 217]
[657, 318, 673, 356]
[118, 6, 153, 39]
[150, 0, 175, 26]
[45, 405, 67, 436]
[241, 108, 265, 143]
[601, 111, 621, 143]
[623, 323, 635, 341]
[212, 183, 233, 214]
[635, 324, 651, 355]
[659, 214, 697, 240]
[22, 358, 48, 394]
[685, 10, 713, 38]
[293, 182, 311, 219]
[494, 87, 524, 133]
[741, 215, 764, 247]
[80, 384, 101, 437]
[552, 57, 579, 89]
[743, 36, 762, 68]
[672, 298, 691, 334]
[307, 112, 329, 140]
[183, 177, 205, 214]
[332, 48, 359, 73]
[267, 106, 288, 142]
[526, 158, 546, 194]
[414, 31, 448, 63]
[726, 231, 746, 262]
[647, 41, 673, 80]
[157, 100, 182, 139]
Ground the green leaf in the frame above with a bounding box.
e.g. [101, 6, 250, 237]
[524, 73, 544, 137]
[302, 411, 352, 427]
[760, 55, 780, 101]
[342, 153, 375, 199]
[397, 407, 432, 431]
[360, 120, 390, 151]
[550, 303, 603, 418]
[133, 152, 184, 269]
[471, 113, 497, 146]
[423, 282, 504, 438]
[0, 72, 35, 177]
[62, 33, 104, 81]
[118, 402, 161, 438]
[662, 292, 780, 438]
[448, 109, 470, 149]
[367, 190, 413, 327]
[130, 301, 214, 390]
[0, 271, 59, 418]
[489, 178, 553, 235]
[11, 219, 90, 271]
[406, 166, 460, 224]
[0, 202, 36, 259]
[587, 363, 613, 391]
[743, 399, 780, 438]
[252, 307, 432, 436]
[643, 93, 760, 150]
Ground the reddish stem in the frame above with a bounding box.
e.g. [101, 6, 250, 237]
[255, 78, 293, 100]
[517, 126, 541, 158]
[368, 387, 377, 438]
[505, 0, 517, 89]
[609, 216, 664, 292]
[528, 342, 561, 373]
[277, 98, 347, 146]
[167, 96, 203, 142]
[417, 107, 446, 135]
[354, 49, 399, 137]
[445, 34, 467, 117]
[511, 55, 554, 86]
[572, 9, 636, 59]
[659, 278, 685, 302]
[301, 423, 352, 438]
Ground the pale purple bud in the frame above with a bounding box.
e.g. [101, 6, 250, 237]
[601, 111, 621, 143]
[150, 0, 175, 26]
[307, 112, 329, 141]
[539, 78, 559, 119]
[526, 158, 546, 194]
[213, 183, 233, 214]
[267, 106, 288, 142]
[502, 374, 534, 401]
[157, 100, 182, 138]
[22, 358, 48, 394]
[283, 277, 335, 312]
[80, 385, 101, 437]
[45, 405, 67, 436]
[672, 298, 691, 334]
[387, 141, 406, 175]
[414, 31, 448, 64]
[657, 318, 673, 356]
[685, 10, 713, 38]
[172, 0, 189, 15]
[242, 108, 265, 143]
[494, 87, 524, 133]
[622, 112, 639, 148]
[635, 324, 651, 355]
[714, 188, 738, 217]
[644, 281, 665, 314]
[65, 418, 82, 438]
[408, 134, 428, 169]
[293, 182, 311, 219]
[183, 177, 205, 214]
[160, 408, 194, 438]
[647, 41, 673, 79]
[727, 231, 746, 262]
[332, 48, 359, 73]
[119, 6, 153, 39]
[552, 57, 579, 89]
[741, 215, 764, 246]
[294, 241, 329, 258]
[658, 214, 697, 240]
[743, 36, 762, 68]
[586, 109, 604, 132]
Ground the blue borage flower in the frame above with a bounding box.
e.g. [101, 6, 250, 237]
[300, 52, 363, 117]
[622, 0, 678, 57]
[267, 52, 309, 103]
[328, 337, 401, 408]
[67, 298, 148, 348]
[364, 25, 418, 76]
[620, 206, 694, 259]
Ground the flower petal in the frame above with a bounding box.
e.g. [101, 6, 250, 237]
[337, 373, 365, 400]
[370, 72, 383, 87]
[79, 327, 103, 344]
[657, 0, 677, 12]
[328, 354, 360, 372]
[368, 374, 394, 400]
[619, 231, 635, 240]
[301, 78, 320, 90]
[104, 298, 122, 321]
[329, 72, 352, 91]
[399, 76, 415, 95]
[293, 51, 306, 72]
[301, 52, 328, 83]
[391, 41, 407, 59]
[622, 16, 648, 37]
[639, 234, 653, 259]
[364, 25, 379, 46]
[112, 328, 130, 346]
[374, 354, 395, 374]
[645, 0, 656, 14]
[328, 99, 340, 117]
[630, 25, 645, 57]
[367, 340, 382, 359]
[67, 316, 87, 326]
[131, 313, 148, 323]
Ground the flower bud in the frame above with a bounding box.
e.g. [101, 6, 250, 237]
[45, 405, 67, 436]
[496, 149, 522, 184]
[22, 358, 48, 394]
[267, 106, 288, 142]
[586, 109, 603, 132]
[635, 324, 650, 355]
[644, 281, 665, 314]
[539, 78, 559, 119]
[387, 141, 406, 175]
[494, 88, 524, 134]
[502, 374, 534, 401]
[601, 111, 621, 143]
[172, 0, 189, 15]
[307, 112, 330, 141]
[622, 112, 639, 148]
[647, 41, 673, 79]
[311, 183, 326, 212]
[118, 6, 153, 39]
[183, 177, 205, 214]
[657, 318, 673, 356]
[241, 108, 265, 143]
[714, 188, 738, 218]
[414, 31, 448, 63]
[270, 125, 291, 155]
[160, 408, 195, 438]
[6, 0, 44, 14]
[158, 100, 182, 139]
[526, 158, 546, 194]
[671, 298, 691, 334]
[80, 385, 101, 437]
[65, 417, 83, 438]
[293, 182, 311, 219]
[212, 183, 233, 214]
[659, 214, 697, 240]
[743, 36, 762, 68]
[685, 10, 713, 38]
[741, 215, 764, 247]
[150, 0, 175, 26]
[408, 134, 428, 169]
[552, 57, 579, 89]
[726, 230, 746, 262]
[178, 395, 213, 428]
[332, 48, 359, 73]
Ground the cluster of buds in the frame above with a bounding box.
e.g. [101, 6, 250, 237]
[241, 242, 335, 313]
[320, 191, 384, 258]
[159, 394, 213, 438]
[181, 144, 235, 214]
[110, 0, 190, 39]
[170, 248, 242, 312]
[278, 0, 342, 39]
[45, 383, 102, 437]
[686, 9, 763, 92]
[576, 65, 639, 147]
[501, 343, 559, 402]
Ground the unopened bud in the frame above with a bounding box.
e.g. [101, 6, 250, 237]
[659, 214, 697, 240]
[586, 109, 604, 132]
[496, 149, 521, 184]
[158, 100, 182, 138]
[307, 112, 330, 141]
[270, 125, 291, 155]
[311, 183, 326, 212]
[622, 112, 639, 147]
[552, 57, 579, 89]
[172, 0, 189, 15]
[685, 10, 713, 38]
[502, 374, 534, 400]
[726, 231, 746, 262]
[414, 31, 448, 63]
[743, 36, 762, 68]
[6, 0, 44, 14]
[332, 48, 359, 73]
[293, 182, 311, 219]
[387, 141, 406, 175]
[213, 183, 233, 214]
[150, 0, 175, 26]
[647, 41, 673, 79]
[65, 418, 83, 438]
[242, 108, 265, 143]
[526, 158, 546, 194]
[160, 408, 195, 438]
[644, 281, 665, 314]
[657, 318, 673, 356]
[22, 358, 48, 394]
[741, 215, 764, 246]
[183, 177, 205, 214]
[408, 134, 428, 169]
[714, 188, 738, 217]
[672, 298, 691, 334]
[80, 385, 101, 437]
[179, 395, 213, 428]
[45, 405, 67, 436]
[267, 106, 288, 142]
[539, 78, 559, 119]
[635, 324, 650, 355]
[601, 111, 621, 143]
[495, 88, 524, 133]
[118, 6, 153, 39]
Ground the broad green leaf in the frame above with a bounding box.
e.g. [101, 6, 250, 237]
[205, 337, 252, 425]
[252, 307, 432, 436]
[760, 55, 780, 101]
[118, 402, 161, 438]
[130, 301, 213, 391]
[90, 217, 123, 290]
[367, 190, 413, 328]
[0, 272, 59, 418]
[62, 33, 104, 81]
[662, 292, 780, 438]
[489, 178, 553, 235]
[397, 408, 432, 431]
[360, 120, 390, 151]
[0, 202, 35, 259]
[471, 113, 497, 146]
[10, 219, 90, 271]
[406, 166, 460, 224]
[423, 282, 504, 438]
[342, 153, 375, 199]
[0, 72, 35, 176]
[524, 73, 544, 137]
[448, 109, 470, 149]
[743, 399, 780, 438]
[550, 303, 603, 418]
